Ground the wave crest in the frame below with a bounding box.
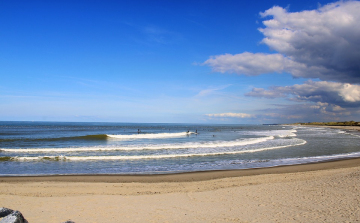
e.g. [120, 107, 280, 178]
[107, 132, 195, 139]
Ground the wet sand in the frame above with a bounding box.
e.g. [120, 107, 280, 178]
[1, 158, 360, 222]
[295, 124, 360, 131]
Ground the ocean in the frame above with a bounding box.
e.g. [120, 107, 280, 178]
[0, 121, 359, 176]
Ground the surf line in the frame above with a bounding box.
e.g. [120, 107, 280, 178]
[10, 140, 307, 161]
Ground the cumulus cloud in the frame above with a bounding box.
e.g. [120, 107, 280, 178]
[204, 1, 360, 83]
[203, 52, 344, 81]
[206, 113, 255, 118]
[203, 53, 289, 76]
[246, 80, 360, 107]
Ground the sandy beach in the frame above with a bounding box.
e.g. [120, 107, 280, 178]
[1, 157, 359, 222]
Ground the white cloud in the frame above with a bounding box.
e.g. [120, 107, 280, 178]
[339, 83, 360, 102]
[206, 113, 255, 118]
[204, 1, 360, 83]
[203, 52, 289, 75]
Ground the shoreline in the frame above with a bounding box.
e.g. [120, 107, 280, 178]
[1, 157, 360, 183]
[2, 124, 360, 222]
[0, 124, 359, 183]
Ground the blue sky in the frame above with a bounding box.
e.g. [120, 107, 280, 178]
[1, 0, 360, 123]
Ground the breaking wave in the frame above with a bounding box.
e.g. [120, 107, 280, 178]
[107, 131, 195, 139]
[0, 136, 274, 153]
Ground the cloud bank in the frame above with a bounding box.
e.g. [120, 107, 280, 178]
[246, 80, 360, 106]
[245, 80, 360, 121]
[257, 102, 355, 122]
[204, 1, 360, 121]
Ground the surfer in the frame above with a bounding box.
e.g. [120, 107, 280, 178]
[137, 129, 140, 134]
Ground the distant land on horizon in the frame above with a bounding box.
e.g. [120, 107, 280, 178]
[293, 121, 360, 126]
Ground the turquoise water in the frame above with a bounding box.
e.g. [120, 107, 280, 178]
[0, 121, 359, 175]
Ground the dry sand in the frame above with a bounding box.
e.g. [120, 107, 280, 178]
[1, 158, 360, 223]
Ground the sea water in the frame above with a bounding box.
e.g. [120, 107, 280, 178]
[0, 121, 359, 176]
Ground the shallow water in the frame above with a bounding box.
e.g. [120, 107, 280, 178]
[0, 121, 359, 175]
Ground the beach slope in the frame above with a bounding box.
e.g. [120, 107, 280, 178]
[1, 158, 360, 222]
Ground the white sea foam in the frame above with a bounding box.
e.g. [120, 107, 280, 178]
[0, 136, 275, 153]
[11, 140, 307, 161]
[10, 155, 67, 161]
[268, 151, 360, 166]
[335, 129, 360, 138]
[278, 129, 297, 137]
[107, 132, 195, 139]
[346, 132, 360, 138]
